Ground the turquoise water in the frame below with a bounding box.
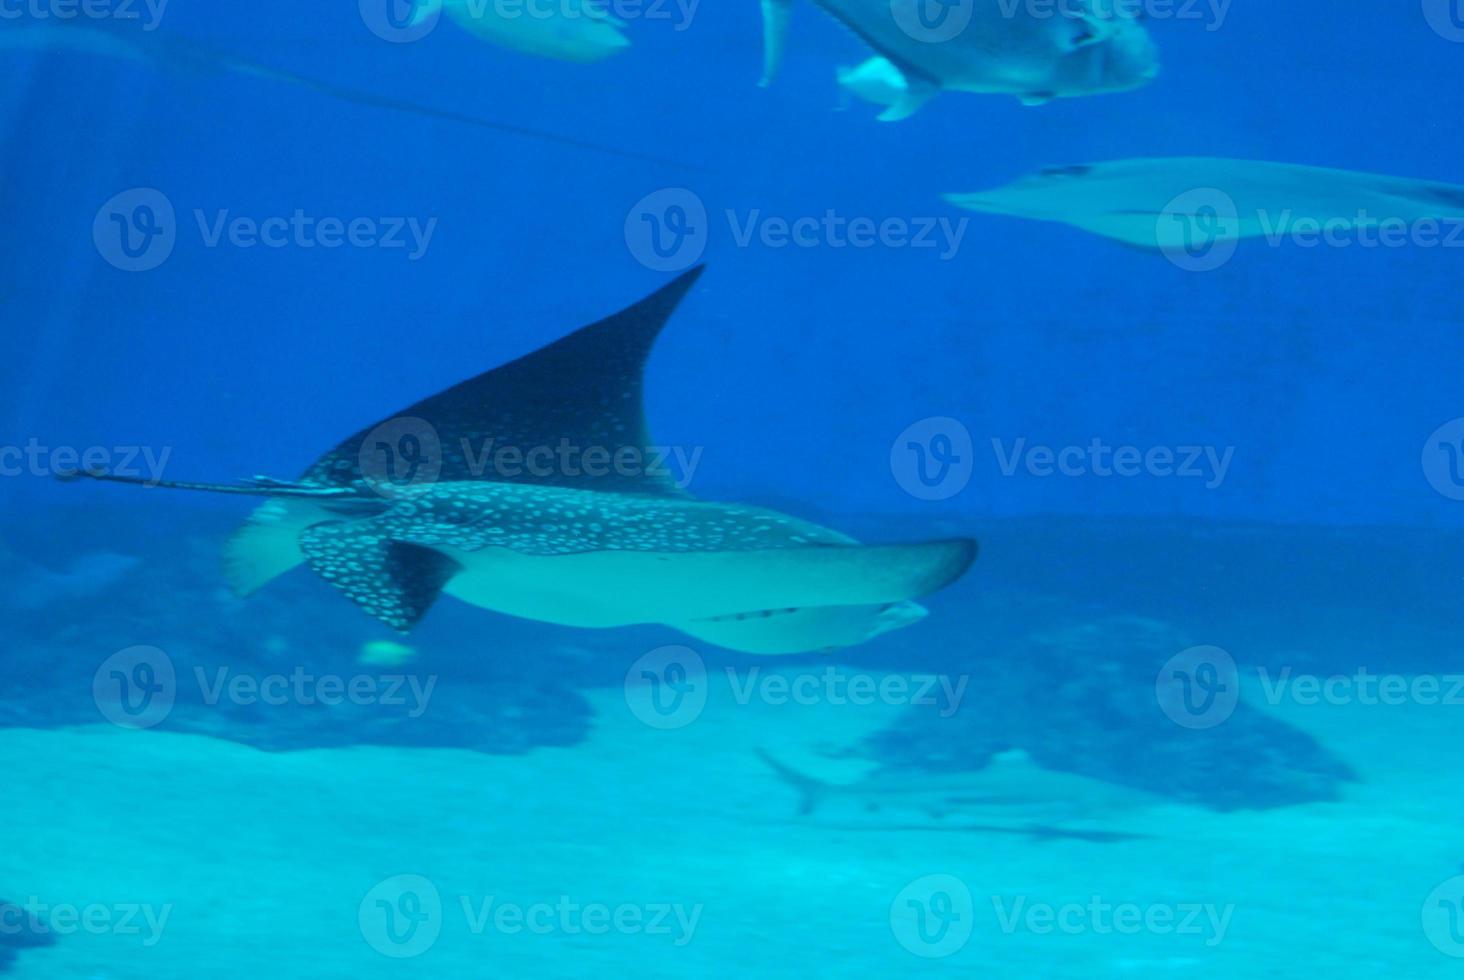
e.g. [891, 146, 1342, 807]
[4, 3, 1464, 977]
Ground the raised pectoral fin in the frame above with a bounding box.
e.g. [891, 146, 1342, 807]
[299, 523, 462, 631]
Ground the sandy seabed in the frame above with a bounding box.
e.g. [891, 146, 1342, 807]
[4, 670, 1461, 979]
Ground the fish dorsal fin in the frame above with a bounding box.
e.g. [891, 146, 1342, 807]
[303, 268, 704, 496]
[298, 522, 462, 632]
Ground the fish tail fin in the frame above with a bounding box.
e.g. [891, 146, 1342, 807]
[758, 0, 794, 87]
[875, 76, 937, 122]
[755, 748, 829, 816]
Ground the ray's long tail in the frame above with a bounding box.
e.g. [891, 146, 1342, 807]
[7, 21, 709, 173]
[57, 468, 361, 501]
[215, 50, 711, 173]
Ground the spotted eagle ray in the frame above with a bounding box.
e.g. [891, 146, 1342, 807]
[1, 19, 698, 171]
[946, 157, 1464, 250]
[758, 0, 1159, 118]
[64, 269, 976, 653]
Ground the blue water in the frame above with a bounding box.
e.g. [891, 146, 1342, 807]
[4, 3, 1464, 977]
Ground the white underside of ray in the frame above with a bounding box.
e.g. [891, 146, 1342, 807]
[226, 498, 966, 653]
[439, 543, 949, 636]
